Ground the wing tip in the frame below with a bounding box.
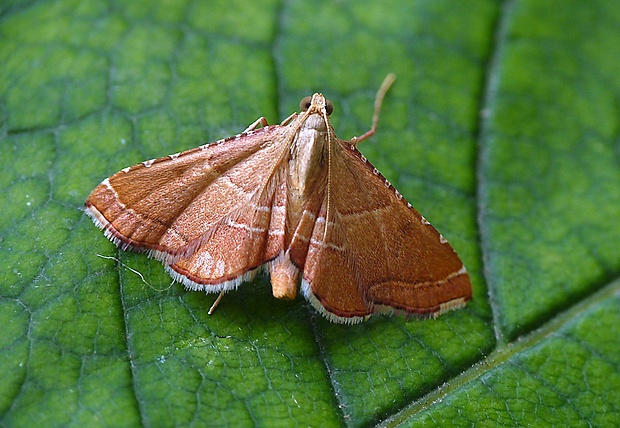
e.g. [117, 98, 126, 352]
[84, 201, 183, 264]
[84, 203, 127, 249]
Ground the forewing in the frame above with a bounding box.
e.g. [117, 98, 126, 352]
[302, 140, 472, 323]
[85, 126, 289, 263]
[300, 200, 372, 323]
[168, 165, 288, 291]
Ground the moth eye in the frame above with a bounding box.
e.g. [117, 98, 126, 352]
[300, 96, 312, 112]
[325, 100, 334, 116]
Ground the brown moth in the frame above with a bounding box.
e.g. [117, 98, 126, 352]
[85, 75, 472, 323]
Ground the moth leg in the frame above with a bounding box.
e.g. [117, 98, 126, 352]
[280, 112, 297, 126]
[208, 291, 226, 315]
[244, 117, 269, 132]
[350, 73, 396, 145]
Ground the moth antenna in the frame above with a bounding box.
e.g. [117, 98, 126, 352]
[351, 73, 396, 145]
[323, 107, 335, 242]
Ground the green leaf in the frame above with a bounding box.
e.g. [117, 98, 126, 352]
[1, 0, 618, 427]
[389, 283, 620, 427]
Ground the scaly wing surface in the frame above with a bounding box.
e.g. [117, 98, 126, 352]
[301, 140, 472, 323]
[85, 126, 291, 281]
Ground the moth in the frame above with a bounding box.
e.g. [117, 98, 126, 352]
[85, 75, 472, 323]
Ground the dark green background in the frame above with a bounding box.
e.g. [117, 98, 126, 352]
[1, 0, 619, 426]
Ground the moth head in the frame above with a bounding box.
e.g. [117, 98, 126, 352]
[300, 94, 334, 116]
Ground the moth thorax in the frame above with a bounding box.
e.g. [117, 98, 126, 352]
[290, 114, 328, 198]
